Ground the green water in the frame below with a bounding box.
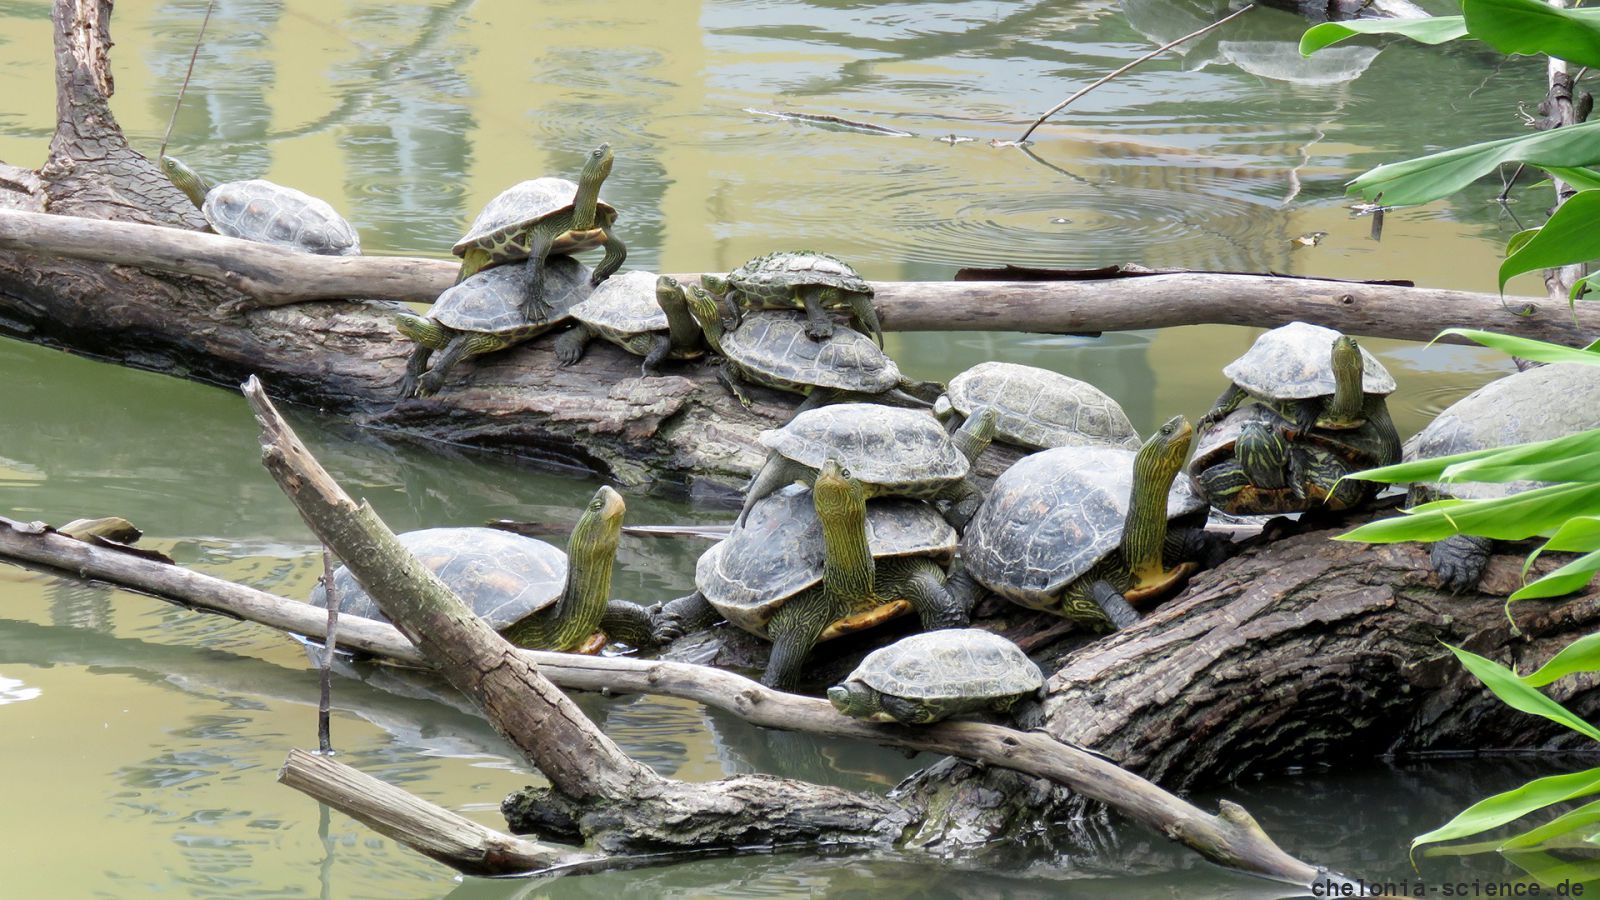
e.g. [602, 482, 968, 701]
[0, 0, 1563, 894]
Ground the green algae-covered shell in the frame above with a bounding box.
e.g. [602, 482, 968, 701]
[697, 487, 956, 638]
[937, 361, 1139, 450]
[850, 629, 1043, 705]
[450, 177, 617, 260]
[758, 404, 967, 497]
[203, 179, 360, 256]
[961, 445, 1205, 610]
[428, 256, 591, 334]
[723, 311, 900, 393]
[309, 527, 565, 628]
[1223, 322, 1395, 401]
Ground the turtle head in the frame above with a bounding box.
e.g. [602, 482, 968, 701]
[813, 457, 867, 524]
[655, 275, 685, 314]
[581, 142, 614, 186]
[952, 405, 998, 466]
[701, 272, 730, 296]
[1136, 414, 1194, 484]
[680, 282, 726, 351]
[827, 681, 878, 719]
[159, 155, 209, 209]
[570, 485, 626, 562]
[570, 143, 614, 231]
[1324, 334, 1366, 428]
[1124, 414, 1194, 584]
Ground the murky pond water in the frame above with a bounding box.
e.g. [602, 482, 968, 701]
[0, 0, 1570, 894]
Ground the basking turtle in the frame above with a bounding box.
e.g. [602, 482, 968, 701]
[451, 143, 624, 322]
[1404, 363, 1600, 592]
[958, 416, 1209, 629]
[674, 279, 914, 412]
[1189, 401, 1398, 515]
[739, 403, 996, 529]
[1201, 322, 1397, 434]
[159, 155, 360, 256]
[934, 361, 1140, 451]
[653, 462, 967, 689]
[827, 629, 1043, 725]
[310, 487, 654, 651]
[553, 272, 705, 375]
[395, 256, 591, 399]
[705, 250, 883, 346]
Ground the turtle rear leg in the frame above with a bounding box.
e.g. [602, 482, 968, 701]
[1197, 384, 1247, 430]
[740, 454, 811, 526]
[713, 360, 755, 409]
[878, 694, 941, 726]
[1065, 579, 1138, 630]
[941, 560, 987, 620]
[1431, 534, 1494, 593]
[799, 286, 837, 340]
[600, 599, 658, 649]
[763, 593, 834, 690]
[592, 230, 627, 287]
[878, 557, 967, 631]
[844, 291, 884, 348]
[555, 324, 597, 367]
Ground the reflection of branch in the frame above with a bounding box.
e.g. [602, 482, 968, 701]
[1016, 4, 1256, 144]
[1014, 144, 1091, 184]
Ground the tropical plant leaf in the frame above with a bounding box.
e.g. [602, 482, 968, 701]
[1512, 547, 1600, 600]
[1441, 429, 1600, 483]
[1575, 274, 1595, 303]
[1499, 798, 1600, 850]
[1540, 166, 1600, 193]
[1349, 121, 1600, 206]
[1436, 328, 1600, 366]
[1350, 445, 1510, 484]
[1505, 227, 1541, 259]
[1500, 191, 1600, 292]
[1520, 631, 1600, 687]
[1464, 0, 1600, 70]
[1339, 482, 1600, 543]
[1299, 16, 1468, 56]
[1413, 765, 1600, 850]
[1451, 644, 1600, 740]
[1502, 848, 1600, 889]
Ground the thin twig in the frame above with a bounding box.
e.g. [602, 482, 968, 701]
[1016, 4, 1255, 144]
[159, 0, 219, 159]
[318, 546, 340, 755]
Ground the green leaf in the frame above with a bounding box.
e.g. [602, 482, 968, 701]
[1339, 482, 1600, 543]
[1464, 0, 1600, 70]
[1512, 547, 1600, 599]
[1500, 191, 1600, 293]
[1300, 17, 1468, 56]
[1575, 274, 1595, 303]
[1451, 644, 1600, 741]
[1349, 120, 1600, 205]
[1413, 765, 1600, 850]
[1350, 445, 1510, 484]
[1540, 166, 1600, 193]
[1435, 328, 1600, 366]
[1499, 798, 1600, 850]
[1520, 631, 1600, 687]
[1442, 429, 1600, 483]
[1505, 227, 1541, 259]
[1502, 848, 1600, 889]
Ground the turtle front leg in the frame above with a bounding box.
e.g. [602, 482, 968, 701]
[941, 560, 987, 620]
[763, 594, 834, 690]
[936, 479, 985, 533]
[554, 324, 597, 367]
[399, 346, 432, 400]
[520, 231, 556, 323]
[640, 332, 673, 377]
[652, 591, 723, 644]
[592, 229, 627, 288]
[800, 286, 837, 340]
[600, 599, 658, 649]
[1197, 384, 1247, 430]
[416, 333, 480, 397]
[879, 557, 968, 631]
[1063, 579, 1139, 630]
[1430, 534, 1494, 593]
[713, 360, 755, 409]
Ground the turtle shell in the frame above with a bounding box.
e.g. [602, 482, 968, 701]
[1407, 363, 1600, 503]
[759, 404, 968, 495]
[451, 177, 617, 258]
[566, 270, 666, 337]
[1222, 322, 1396, 401]
[309, 527, 565, 629]
[428, 256, 592, 334]
[725, 251, 873, 307]
[850, 629, 1043, 704]
[697, 486, 957, 638]
[724, 311, 901, 393]
[962, 445, 1206, 609]
[203, 179, 360, 256]
[940, 361, 1140, 450]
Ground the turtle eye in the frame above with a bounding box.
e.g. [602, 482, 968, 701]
[841, 467, 853, 479]
[589, 499, 603, 511]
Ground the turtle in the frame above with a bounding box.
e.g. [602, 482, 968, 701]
[553, 272, 705, 375]
[933, 361, 1140, 451]
[826, 629, 1044, 725]
[956, 416, 1210, 629]
[1404, 363, 1600, 592]
[1188, 400, 1399, 515]
[704, 250, 883, 346]
[738, 403, 997, 530]
[1200, 322, 1397, 435]
[394, 256, 592, 399]
[309, 486, 655, 651]
[674, 279, 918, 412]
[652, 461, 968, 690]
[451, 143, 625, 323]
[159, 155, 360, 256]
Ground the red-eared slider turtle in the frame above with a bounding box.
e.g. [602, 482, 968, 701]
[310, 487, 654, 650]
[553, 272, 705, 375]
[395, 256, 591, 399]
[451, 144, 624, 323]
[705, 250, 883, 346]
[675, 280, 914, 412]
[1404, 363, 1600, 592]
[653, 462, 967, 689]
[160, 155, 360, 256]
[1201, 322, 1397, 434]
[933, 361, 1140, 450]
[1189, 401, 1398, 515]
[827, 629, 1043, 725]
[738, 403, 996, 529]
[958, 417, 1209, 629]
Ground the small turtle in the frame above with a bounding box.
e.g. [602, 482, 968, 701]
[160, 155, 360, 255]
[827, 629, 1044, 725]
[653, 461, 967, 689]
[1404, 363, 1600, 592]
[705, 250, 883, 346]
[451, 143, 625, 322]
[674, 279, 916, 412]
[395, 256, 591, 399]
[957, 416, 1209, 629]
[1189, 401, 1398, 515]
[1201, 322, 1396, 433]
[310, 487, 654, 651]
[934, 361, 1140, 450]
[553, 272, 705, 375]
[739, 403, 997, 530]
